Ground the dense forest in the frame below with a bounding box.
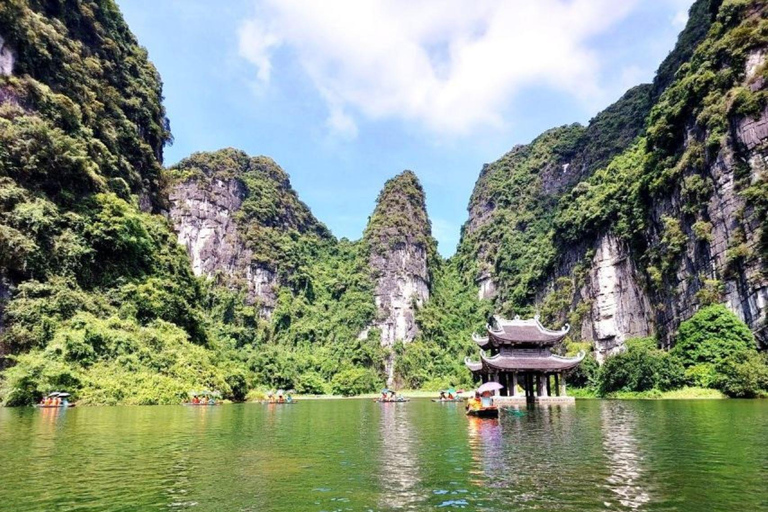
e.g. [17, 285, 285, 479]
[1, 0, 768, 404]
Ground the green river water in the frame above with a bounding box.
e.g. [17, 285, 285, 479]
[1, 399, 767, 511]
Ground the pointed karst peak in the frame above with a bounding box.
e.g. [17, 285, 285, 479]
[365, 170, 435, 253]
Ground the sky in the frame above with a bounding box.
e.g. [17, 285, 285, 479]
[118, 0, 694, 257]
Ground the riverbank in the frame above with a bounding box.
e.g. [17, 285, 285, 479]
[568, 386, 728, 399]
[260, 387, 733, 402]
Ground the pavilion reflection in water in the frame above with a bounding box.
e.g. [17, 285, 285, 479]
[466, 315, 584, 404]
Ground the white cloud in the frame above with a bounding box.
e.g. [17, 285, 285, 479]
[239, 0, 646, 137]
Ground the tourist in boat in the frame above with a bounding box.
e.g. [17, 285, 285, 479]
[466, 392, 481, 412]
[439, 390, 446, 400]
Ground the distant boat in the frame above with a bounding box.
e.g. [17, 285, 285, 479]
[184, 390, 221, 406]
[36, 392, 74, 408]
[433, 388, 463, 402]
[375, 389, 409, 402]
[261, 389, 296, 404]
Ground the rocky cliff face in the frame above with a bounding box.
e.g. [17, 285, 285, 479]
[582, 235, 655, 361]
[647, 46, 768, 347]
[0, 35, 14, 76]
[167, 149, 332, 316]
[169, 177, 278, 314]
[457, 0, 768, 355]
[364, 171, 437, 384]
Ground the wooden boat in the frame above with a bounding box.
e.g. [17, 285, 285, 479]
[375, 398, 410, 403]
[466, 406, 499, 418]
[432, 398, 463, 403]
[183, 401, 220, 406]
[36, 392, 74, 408]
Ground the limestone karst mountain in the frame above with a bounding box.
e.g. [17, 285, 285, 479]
[454, 0, 768, 359]
[168, 149, 332, 317]
[2, 0, 768, 404]
[362, 170, 438, 384]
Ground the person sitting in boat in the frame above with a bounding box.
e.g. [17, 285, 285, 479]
[466, 392, 481, 412]
[480, 391, 493, 408]
[439, 390, 446, 400]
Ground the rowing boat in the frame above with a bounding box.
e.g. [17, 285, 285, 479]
[466, 406, 499, 418]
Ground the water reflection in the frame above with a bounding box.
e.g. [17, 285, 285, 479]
[378, 403, 420, 509]
[466, 416, 503, 487]
[600, 402, 651, 509]
[1, 400, 766, 511]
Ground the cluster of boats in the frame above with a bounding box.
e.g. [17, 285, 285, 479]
[375, 385, 502, 419]
[33, 384, 507, 419]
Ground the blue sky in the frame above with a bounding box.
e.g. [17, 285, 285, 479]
[118, 0, 693, 257]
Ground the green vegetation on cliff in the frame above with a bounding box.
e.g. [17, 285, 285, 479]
[169, 149, 332, 284]
[364, 170, 439, 269]
[2, 0, 768, 405]
[574, 306, 768, 398]
[0, 1, 238, 405]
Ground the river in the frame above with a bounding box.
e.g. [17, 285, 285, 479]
[1, 399, 766, 511]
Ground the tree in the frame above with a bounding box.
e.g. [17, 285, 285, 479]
[673, 305, 755, 366]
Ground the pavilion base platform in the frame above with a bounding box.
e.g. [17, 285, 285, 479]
[493, 396, 575, 406]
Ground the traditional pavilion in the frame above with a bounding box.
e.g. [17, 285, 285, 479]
[465, 315, 584, 401]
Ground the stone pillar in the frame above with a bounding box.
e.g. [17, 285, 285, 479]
[559, 375, 567, 397]
[539, 374, 548, 398]
[535, 373, 542, 397]
[546, 374, 551, 397]
[511, 373, 517, 396]
[554, 373, 560, 397]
